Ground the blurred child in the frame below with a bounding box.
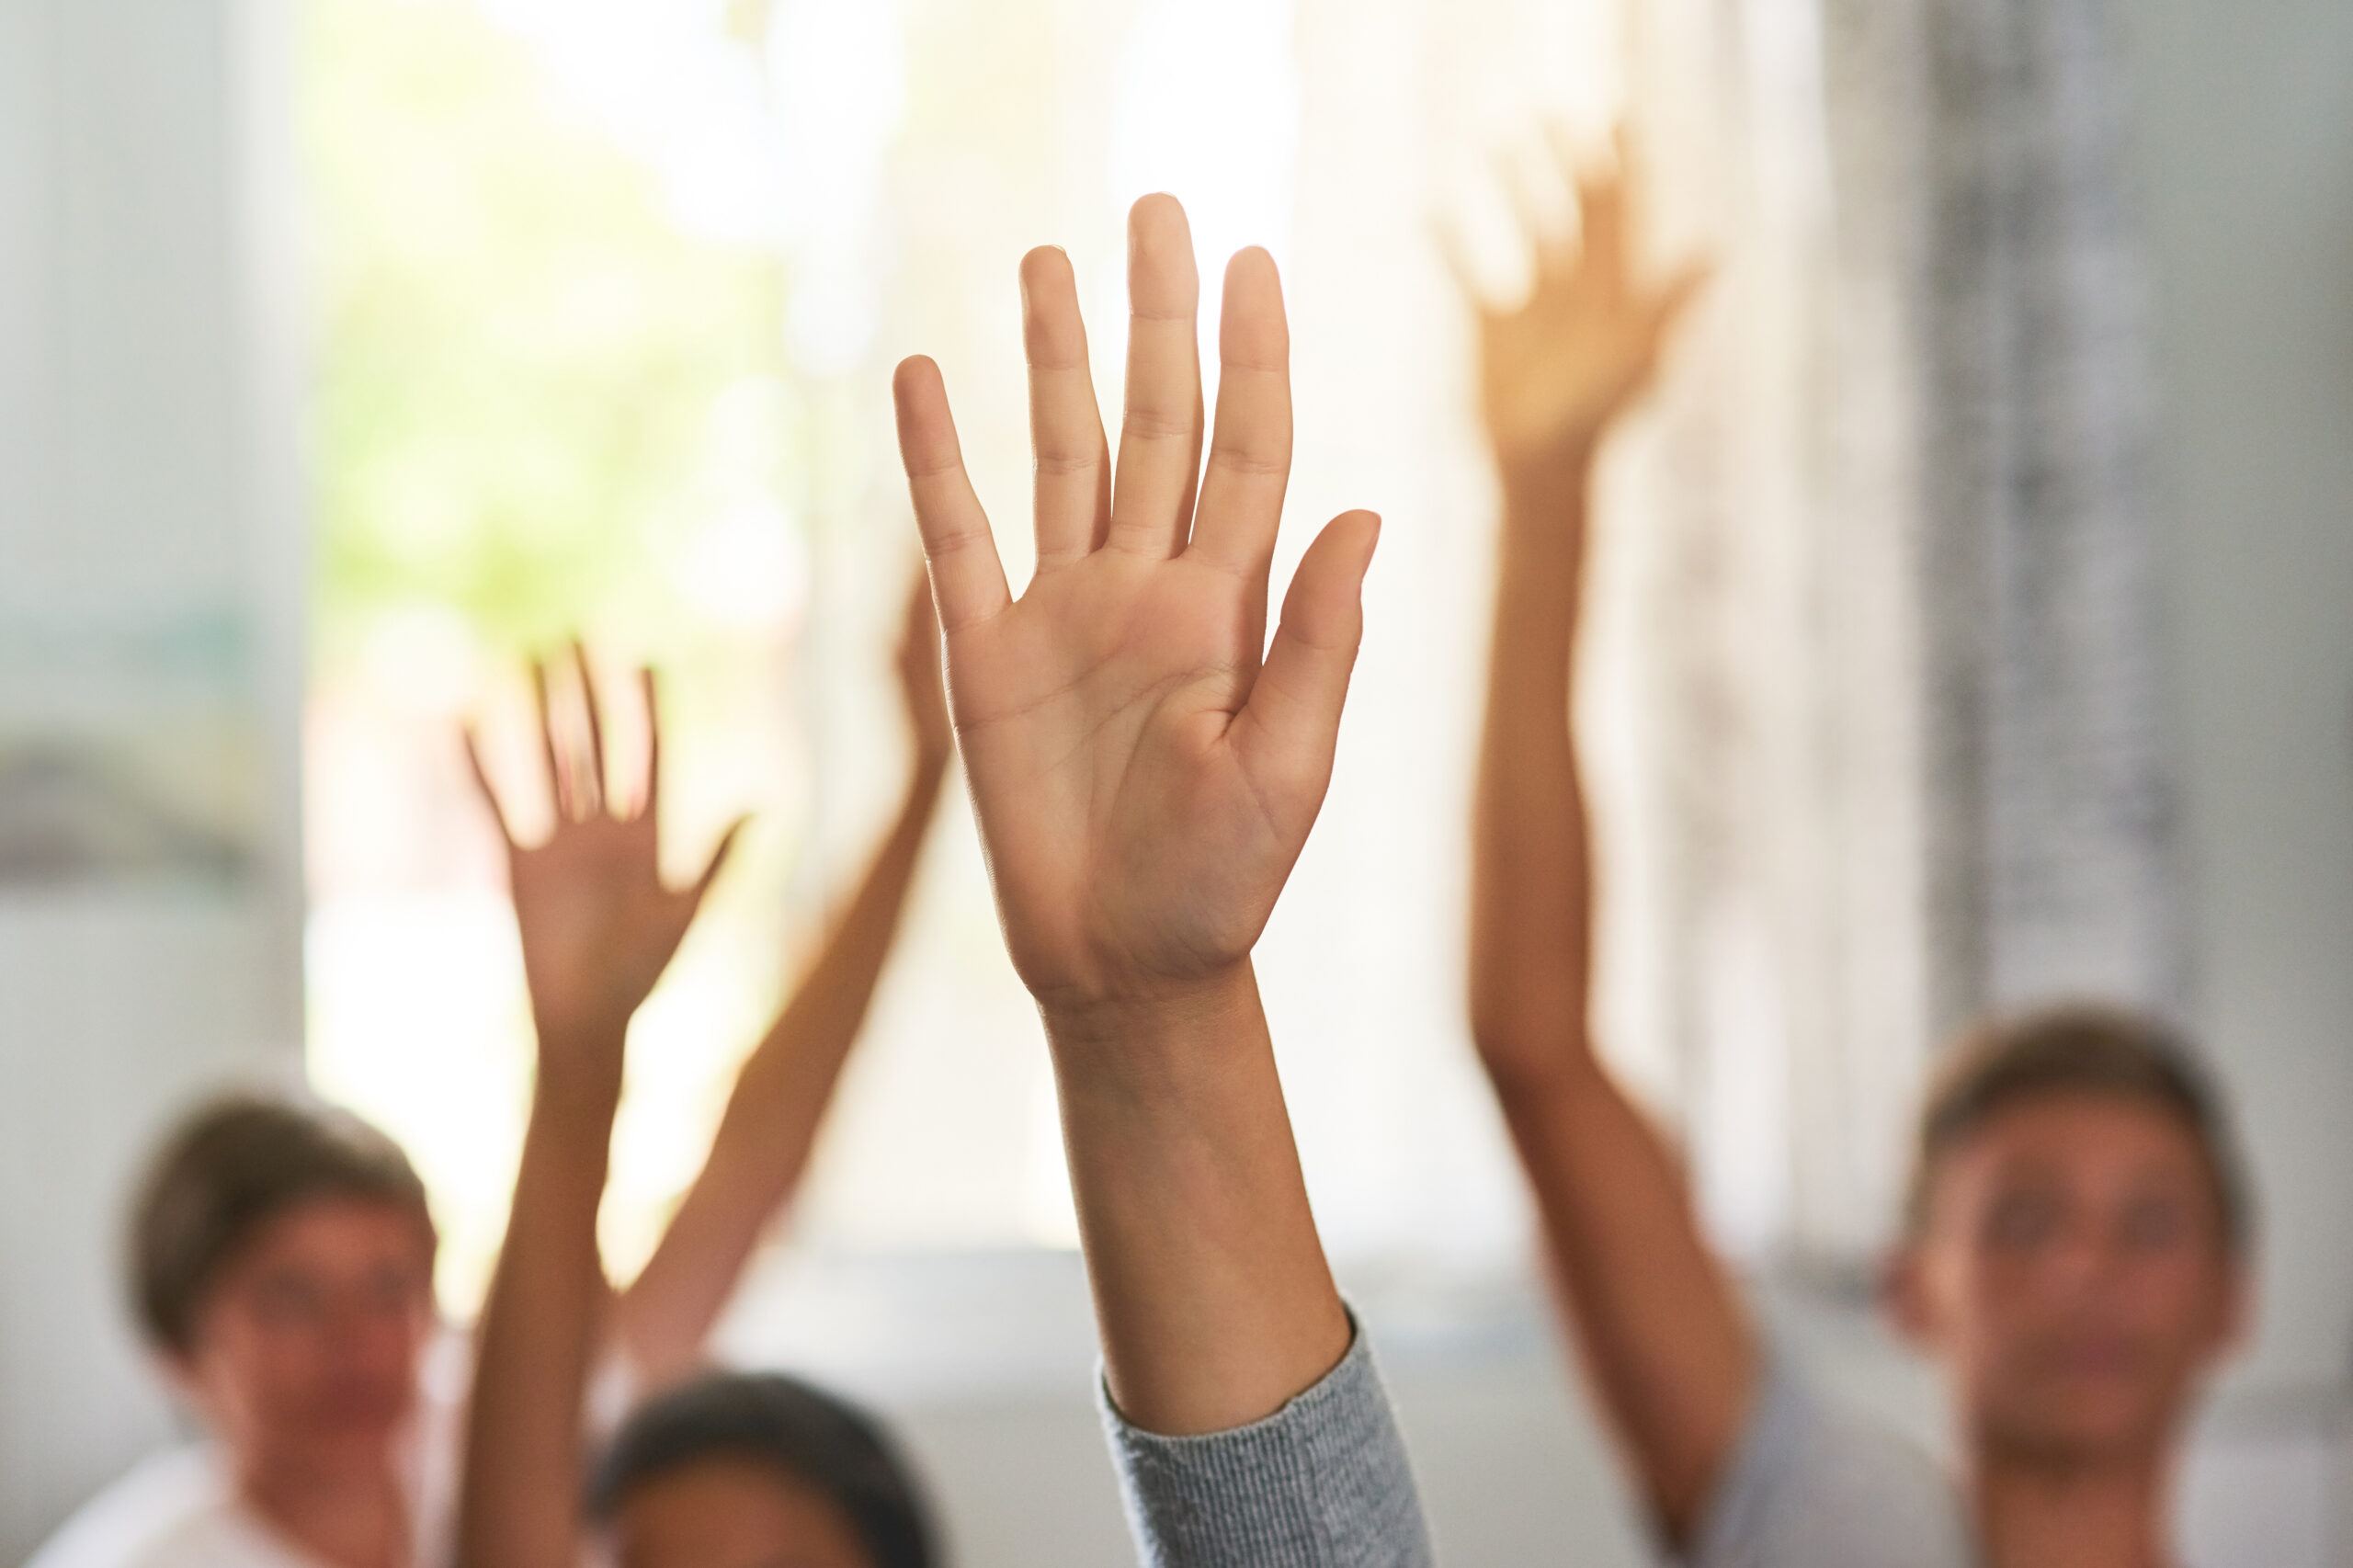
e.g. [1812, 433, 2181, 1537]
[31, 585, 951, 1568]
[459, 617, 944, 1568]
[1461, 132, 2248, 1568]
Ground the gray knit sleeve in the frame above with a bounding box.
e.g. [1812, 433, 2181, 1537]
[1097, 1320, 1435, 1568]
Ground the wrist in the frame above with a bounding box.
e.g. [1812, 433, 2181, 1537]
[1474, 1033, 1607, 1108]
[1038, 962, 1267, 1083]
[908, 746, 952, 796]
[1497, 436, 1600, 514]
[529, 1028, 628, 1124]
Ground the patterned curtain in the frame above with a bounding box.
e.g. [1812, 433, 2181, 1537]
[1909, 0, 2188, 1035]
[1614, 0, 2184, 1265]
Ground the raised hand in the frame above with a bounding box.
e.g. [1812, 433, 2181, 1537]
[1464, 128, 1707, 494]
[892, 196, 1380, 1018]
[464, 647, 741, 1073]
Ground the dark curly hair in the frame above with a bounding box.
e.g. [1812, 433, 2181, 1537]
[591, 1370, 936, 1568]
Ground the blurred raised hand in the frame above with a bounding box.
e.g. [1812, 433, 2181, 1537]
[892, 197, 1380, 1018]
[1465, 128, 1707, 494]
[464, 647, 742, 1073]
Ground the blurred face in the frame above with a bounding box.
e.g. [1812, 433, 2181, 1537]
[1889, 1093, 2244, 1469]
[612, 1456, 879, 1568]
[172, 1197, 437, 1485]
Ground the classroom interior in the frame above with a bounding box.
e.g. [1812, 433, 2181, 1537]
[1, 0, 2349, 1562]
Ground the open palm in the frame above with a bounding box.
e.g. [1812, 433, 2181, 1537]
[1472, 130, 1707, 485]
[466, 651, 739, 1062]
[892, 197, 1379, 1010]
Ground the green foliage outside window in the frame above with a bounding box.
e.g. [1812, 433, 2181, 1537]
[303, 0, 788, 670]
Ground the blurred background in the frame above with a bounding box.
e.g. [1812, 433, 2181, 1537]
[2, 0, 2349, 1562]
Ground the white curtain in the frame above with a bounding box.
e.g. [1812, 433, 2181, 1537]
[786, 0, 2180, 1271]
[1602, 0, 1935, 1264]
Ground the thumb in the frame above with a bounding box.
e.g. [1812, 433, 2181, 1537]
[1233, 510, 1380, 800]
[684, 815, 751, 910]
[460, 723, 517, 849]
[1646, 258, 1712, 345]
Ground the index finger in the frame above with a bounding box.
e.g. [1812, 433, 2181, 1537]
[892, 356, 1011, 631]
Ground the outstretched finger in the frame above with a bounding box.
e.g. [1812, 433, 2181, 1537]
[1189, 248, 1292, 616]
[460, 724, 517, 849]
[1543, 119, 1585, 195]
[892, 357, 1011, 631]
[1574, 148, 1631, 292]
[634, 666, 662, 823]
[1108, 194, 1204, 558]
[1495, 143, 1570, 278]
[530, 658, 572, 823]
[1233, 510, 1380, 803]
[1650, 258, 1713, 340]
[1021, 246, 1111, 570]
[571, 641, 608, 820]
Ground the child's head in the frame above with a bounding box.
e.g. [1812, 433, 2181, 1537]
[131, 1094, 438, 1479]
[592, 1371, 936, 1568]
[1887, 1004, 2249, 1466]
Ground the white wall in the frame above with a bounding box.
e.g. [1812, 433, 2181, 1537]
[2118, 0, 2353, 1392]
[731, 1254, 2349, 1568]
[0, 0, 304, 1559]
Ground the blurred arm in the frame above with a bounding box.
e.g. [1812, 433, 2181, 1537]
[616, 744, 947, 1386]
[1471, 453, 1756, 1540]
[457, 653, 732, 1568]
[1461, 131, 1750, 1542]
[459, 1047, 618, 1568]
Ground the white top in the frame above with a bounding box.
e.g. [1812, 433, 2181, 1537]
[25, 1331, 470, 1568]
[1689, 1355, 1976, 1568]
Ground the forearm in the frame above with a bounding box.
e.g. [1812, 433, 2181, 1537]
[619, 757, 947, 1381]
[1468, 468, 1593, 1068]
[458, 1060, 619, 1568]
[1499, 1067, 1755, 1537]
[1470, 460, 1756, 1541]
[1047, 964, 1351, 1437]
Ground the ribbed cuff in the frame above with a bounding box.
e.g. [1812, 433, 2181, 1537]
[1098, 1315, 1436, 1568]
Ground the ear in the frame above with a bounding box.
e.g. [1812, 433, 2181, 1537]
[153, 1346, 211, 1415]
[1881, 1244, 1938, 1350]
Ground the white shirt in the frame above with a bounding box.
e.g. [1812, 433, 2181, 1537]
[24, 1330, 468, 1568]
[1689, 1355, 1977, 1568]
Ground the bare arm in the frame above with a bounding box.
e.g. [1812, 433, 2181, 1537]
[1461, 133, 1751, 1542]
[457, 653, 736, 1568]
[616, 580, 951, 1387]
[889, 199, 1376, 1434]
[461, 1038, 620, 1568]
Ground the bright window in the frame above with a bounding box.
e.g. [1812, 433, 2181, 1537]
[302, 0, 1924, 1318]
